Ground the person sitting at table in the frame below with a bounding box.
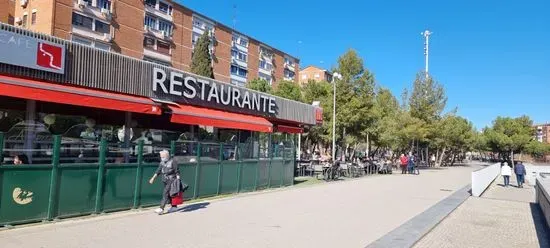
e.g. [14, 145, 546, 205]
[13, 154, 29, 165]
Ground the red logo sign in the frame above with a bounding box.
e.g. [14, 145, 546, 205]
[315, 108, 323, 124]
[36, 42, 63, 70]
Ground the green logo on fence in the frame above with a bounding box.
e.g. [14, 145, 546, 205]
[12, 187, 33, 205]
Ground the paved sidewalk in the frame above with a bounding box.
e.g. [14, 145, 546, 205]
[0, 166, 477, 248]
[414, 174, 550, 248]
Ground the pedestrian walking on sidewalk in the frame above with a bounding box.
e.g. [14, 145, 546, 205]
[514, 161, 527, 188]
[400, 154, 408, 174]
[501, 162, 512, 187]
[149, 150, 181, 215]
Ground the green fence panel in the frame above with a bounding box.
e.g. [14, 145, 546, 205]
[239, 160, 258, 192]
[0, 167, 52, 225]
[220, 161, 239, 194]
[179, 163, 197, 200]
[269, 159, 284, 188]
[198, 162, 219, 197]
[102, 165, 137, 212]
[56, 165, 98, 218]
[138, 164, 163, 207]
[283, 160, 294, 186]
[257, 160, 269, 189]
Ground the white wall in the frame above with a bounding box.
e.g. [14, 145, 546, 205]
[471, 163, 501, 197]
[525, 164, 550, 186]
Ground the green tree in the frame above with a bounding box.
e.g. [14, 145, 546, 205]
[409, 72, 447, 124]
[333, 49, 377, 159]
[483, 116, 534, 164]
[272, 80, 303, 102]
[246, 78, 272, 93]
[301, 80, 332, 154]
[190, 31, 213, 78]
[524, 141, 550, 160]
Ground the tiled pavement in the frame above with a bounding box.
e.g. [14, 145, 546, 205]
[414, 174, 550, 248]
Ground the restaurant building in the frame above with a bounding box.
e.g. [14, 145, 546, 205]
[0, 23, 321, 226]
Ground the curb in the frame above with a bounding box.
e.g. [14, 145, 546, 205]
[365, 184, 472, 248]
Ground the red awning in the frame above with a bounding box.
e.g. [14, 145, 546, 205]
[276, 125, 303, 134]
[0, 75, 161, 115]
[168, 104, 273, 133]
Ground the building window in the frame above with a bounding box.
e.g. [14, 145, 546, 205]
[158, 20, 172, 35]
[259, 60, 272, 70]
[193, 19, 202, 28]
[72, 36, 110, 51]
[144, 36, 155, 49]
[95, 20, 109, 34]
[144, 57, 171, 66]
[192, 32, 200, 45]
[72, 13, 93, 30]
[97, 0, 111, 10]
[230, 65, 247, 77]
[231, 80, 246, 87]
[157, 41, 170, 54]
[302, 74, 307, 80]
[239, 38, 248, 47]
[22, 14, 28, 28]
[144, 15, 156, 30]
[231, 49, 247, 62]
[72, 36, 93, 46]
[144, 0, 156, 8]
[284, 69, 295, 79]
[285, 57, 295, 67]
[259, 72, 272, 83]
[314, 73, 320, 78]
[31, 12, 36, 25]
[158, 1, 172, 15]
[94, 42, 111, 51]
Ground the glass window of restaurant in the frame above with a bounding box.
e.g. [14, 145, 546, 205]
[0, 97, 297, 166]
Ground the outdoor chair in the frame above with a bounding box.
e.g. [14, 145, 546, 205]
[339, 163, 349, 177]
[313, 164, 324, 179]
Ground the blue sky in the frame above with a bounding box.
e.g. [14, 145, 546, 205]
[182, 0, 549, 129]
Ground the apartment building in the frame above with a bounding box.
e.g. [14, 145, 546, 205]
[536, 124, 550, 144]
[299, 65, 333, 85]
[0, 0, 15, 24]
[3, 0, 299, 85]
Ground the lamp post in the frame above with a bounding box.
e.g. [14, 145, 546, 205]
[332, 72, 342, 162]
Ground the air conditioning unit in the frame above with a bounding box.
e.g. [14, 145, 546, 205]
[103, 33, 112, 42]
[77, 0, 87, 8]
[15, 17, 22, 25]
[20, 0, 28, 7]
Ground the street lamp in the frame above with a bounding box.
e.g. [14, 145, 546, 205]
[332, 72, 342, 162]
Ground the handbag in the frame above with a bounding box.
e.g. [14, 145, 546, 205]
[171, 192, 184, 205]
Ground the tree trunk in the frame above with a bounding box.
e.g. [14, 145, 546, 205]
[436, 147, 446, 167]
[366, 133, 370, 159]
[450, 153, 457, 166]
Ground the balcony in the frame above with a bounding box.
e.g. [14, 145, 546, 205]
[231, 57, 247, 68]
[72, 26, 112, 42]
[144, 1, 173, 22]
[284, 62, 295, 72]
[74, 0, 112, 23]
[143, 48, 171, 63]
[143, 25, 172, 41]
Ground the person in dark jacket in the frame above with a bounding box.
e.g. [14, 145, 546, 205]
[407, 153, 415, 174]
[514, 161, 527, 188]
[149, 150, 180, 215]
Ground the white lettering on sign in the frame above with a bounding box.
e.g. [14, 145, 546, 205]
[152, 68, 278, 115]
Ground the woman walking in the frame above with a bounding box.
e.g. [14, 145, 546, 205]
[501, 162, 512, 187]
[149, 150, 181, 215]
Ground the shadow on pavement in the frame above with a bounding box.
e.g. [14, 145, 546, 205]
[529, 203, 550, 248]
[179, 202, 210, 213]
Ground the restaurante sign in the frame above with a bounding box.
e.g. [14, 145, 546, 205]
[153, 68, 277, 114]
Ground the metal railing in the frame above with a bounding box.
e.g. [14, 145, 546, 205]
[0, 133, 296, 226]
